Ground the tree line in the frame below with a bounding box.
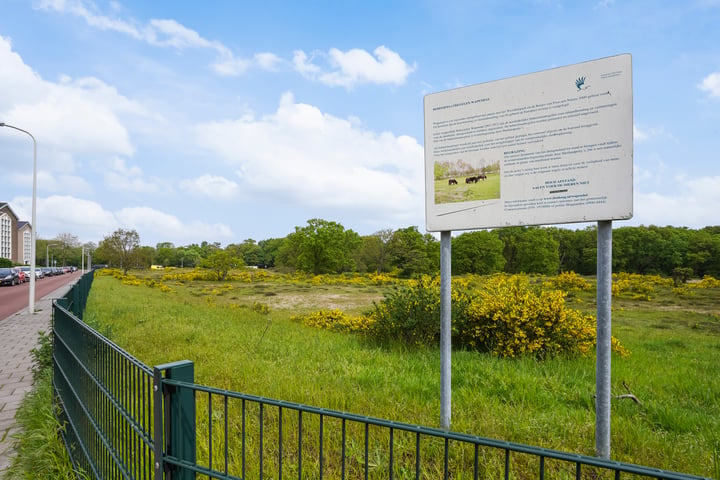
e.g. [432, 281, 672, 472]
[39, 221, 720, 279]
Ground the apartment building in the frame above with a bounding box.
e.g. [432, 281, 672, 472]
[0, 202, 32, 264]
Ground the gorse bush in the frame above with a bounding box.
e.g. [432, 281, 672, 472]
[458, 274, 600, 358]
[363, 275, 443, 346]
[543, 270, 591, 292]
[694, 275, 720, 289]
[359, 273, 628, 359]
[293, 308, 372, 333]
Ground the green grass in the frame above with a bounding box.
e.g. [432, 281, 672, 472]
[82, 271, 720, 478]
[3, 368, 88, 479]
[434, 173, 501, 204]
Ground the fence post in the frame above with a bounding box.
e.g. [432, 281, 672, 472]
[154, 361, 196, 480]
[72, 282, 81, 317]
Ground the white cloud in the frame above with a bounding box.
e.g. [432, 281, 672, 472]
[633, 124, 673, 143]
[698, 72, 720, 98]
[193, 92, 424, 215]
[37, 0, 278, 77]
[17, 193, 234, 244]
[36, 0, 143, 39]
[179, 174, 240, 200]
[115, 206, 234, 243]
[104, 171, 159, 193]
[34, 195, 117, 236]
[634, 175, 720, 227]
[0, 37, 150, 159]
[254, 52, 283, 71]
[293, 50, 321, 77]
[147, 18, 229, 54]
[594, 0, 615, 8]
[0, 36, 46, 110]
[294, 46, 416, 88]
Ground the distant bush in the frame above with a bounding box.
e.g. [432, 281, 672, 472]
[293, 309, 372, 333]
[543, 271, 591, 292]
[693, 275, 720, 289]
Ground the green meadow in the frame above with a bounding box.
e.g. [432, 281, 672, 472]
[434, 173, 501, 204]
[82, 270, 720, 478]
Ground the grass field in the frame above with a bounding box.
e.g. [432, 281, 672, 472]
[83, 270, 720, 478]
[434, 173, 501, 204]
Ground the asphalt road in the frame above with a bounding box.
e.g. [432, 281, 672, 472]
[0, 270, 82, 320]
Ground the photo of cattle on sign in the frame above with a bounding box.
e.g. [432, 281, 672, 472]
[434, 159, 500, 205]
[464, 174, 487, 183]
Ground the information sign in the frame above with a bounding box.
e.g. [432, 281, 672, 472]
[424, 54, 633, 231]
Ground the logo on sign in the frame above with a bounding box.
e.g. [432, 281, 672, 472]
[575, 76, 587, 90]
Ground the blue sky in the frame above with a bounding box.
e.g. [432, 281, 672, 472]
[1, 0, 718, 247]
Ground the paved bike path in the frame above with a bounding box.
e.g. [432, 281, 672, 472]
[0, 283, 75, 472]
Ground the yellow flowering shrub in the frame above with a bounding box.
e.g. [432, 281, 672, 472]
[459, 274, 600, 358]
[612, 272, 658, 300]
[543, 271, 591, 292]
[252, 302, 270, 315]
[294, 309, 373, 333]
[363, 273, 628, 359]
[692, 275, 720, 289]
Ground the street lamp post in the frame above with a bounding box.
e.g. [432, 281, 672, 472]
[0, 122, 37, 314]
[47, 243, 57, 268]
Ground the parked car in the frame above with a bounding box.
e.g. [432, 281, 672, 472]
[13, 267, 27, 283]
[0, 267, 20, 286]
[42, 267, 53, 277]
[21, 266, 42, 280]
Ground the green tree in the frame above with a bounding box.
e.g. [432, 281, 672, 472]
[452, 230, 505, 274]
[155, 242, 177, 267]
[358, 229, 394, 274]
[278, 219, 361, 274]
[55, 232, 80, 267]
[98, 229, 140, 274]
[389, 226, 433, 277]
[227, 239, 264, 267]
[177, 245, 202, 268]
[499, 227, 559, 275]
[135, 246, 155, 268]
[554, 227, 596, 275]
[258, 238, 284, 268]
[202, 249, 242, 281]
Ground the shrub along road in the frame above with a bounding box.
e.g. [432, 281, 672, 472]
[0, 270, 81, 321]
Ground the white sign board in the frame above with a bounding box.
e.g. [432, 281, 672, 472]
[424, 54, 633, 231]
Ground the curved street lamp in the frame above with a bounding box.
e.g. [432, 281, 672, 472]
[0, 122, 37, 314]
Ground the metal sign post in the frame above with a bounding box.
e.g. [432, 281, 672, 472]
[595, 220, 613, 458]
[440, 231, 452, 429]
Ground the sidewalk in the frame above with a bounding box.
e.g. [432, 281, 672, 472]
[0, 283, 74, 472]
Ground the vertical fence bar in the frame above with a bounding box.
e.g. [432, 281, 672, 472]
[389, 427, 394, 480]
[341, 419, 347, 480]
[319, 414, 324, 479]
[153, 368, 163, 480]
[279, 407, 283, 480]
[260, 402, 265, 480]
[297, 410, 302, 480]
[224, 396, 229, 477]
[208, 391, 213, 472]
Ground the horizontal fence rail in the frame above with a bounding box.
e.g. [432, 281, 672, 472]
[159, 378, 711, 480]
[53, 271, 712, 480]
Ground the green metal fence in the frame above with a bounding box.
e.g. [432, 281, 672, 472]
[53, 272, 712, 480]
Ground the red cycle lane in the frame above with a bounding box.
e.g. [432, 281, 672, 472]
[0, 270, 83, 321]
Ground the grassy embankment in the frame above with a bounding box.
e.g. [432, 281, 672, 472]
[82, 270, 720, 478]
